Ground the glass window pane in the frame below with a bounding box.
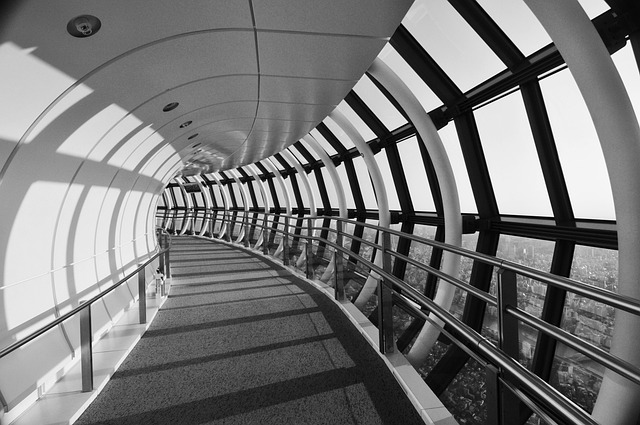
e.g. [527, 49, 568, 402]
[308, 170, 325, 209]
[475, 90, 552, 216]
[476, 0, 551, 56]
[172, 186, 185, 207]
[405, 224, 437, 294]
[440, 124, 478, 214]
[540, 69, 615, 220]
[287, 147, 308, 166]
[321, 167, 339, 208]
[353, 74, 407, 130]
[353, 156, 377, 209]
[309, 128, 338, 156]
[335, 101, 377, 142]
[375, 150, 401, 211]
[283, 175, 297, 210]
[251, 179, 264, 208]
[402, 0, 506, 91]
[323, 116, 356, 150]
[398, 136, 435, 212]
[336, 163, 355, 209]
[378, 44, 442, 112]
[576, 0, 610, 18]
[613, 44, 640, 126]
[272, 176, 286, 208]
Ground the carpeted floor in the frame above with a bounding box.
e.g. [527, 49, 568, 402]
[75, 236, 424, 425]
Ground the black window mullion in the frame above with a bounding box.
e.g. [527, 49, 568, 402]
[344, 91, 389, 138]
[390, 25, 463, 105]
[520, 81, 575, 225]
[343, 158, 365, 213]
[454, 112, 499, 219]
[448, 0, 525, 70]
[316, 123, 348, 155]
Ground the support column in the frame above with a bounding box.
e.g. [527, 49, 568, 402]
[329, 110, 391, 310]
[245, 164, 271, 250]
[303, 135, 348, 281]
[211, 174, 230, 240]
[262, 158, 292, 259]
[229, 169, 250, 245]
[281, 150, 317, 268]
[524, 1, 640, 423]
[369, 58, 462, 367]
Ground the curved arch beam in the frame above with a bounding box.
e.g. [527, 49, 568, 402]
[245, 164, 270, 250]
[303, 135, 348, 280]
[210, 173, 230, 240]
[281, 149, 317, 268]
[369, 58, 462, 367]
[194, 175, 212, 237]
[524, 1, 640, 423]
[329, 110, 391, 308]
[262, 158, 292, 258]
[176, 180, 192, 236]
[228, 169, 249, 244]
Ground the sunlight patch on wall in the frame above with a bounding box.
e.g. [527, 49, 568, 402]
[107, 125, 155, 170]
[0, 42, 90, 143]
[87, 112, 143, 163]
[5, 181, 73, 285]
[123, 132, 165, 173]
[57, 104, 129, 159]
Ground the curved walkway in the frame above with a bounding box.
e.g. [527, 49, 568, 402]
[75, 236, 425, 425]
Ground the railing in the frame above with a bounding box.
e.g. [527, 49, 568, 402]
[0, 229, 171, 412]
[160, 208, 640, 425]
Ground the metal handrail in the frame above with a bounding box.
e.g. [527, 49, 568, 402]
[181, 209, 640, 424]
[0, 231, 171, 411]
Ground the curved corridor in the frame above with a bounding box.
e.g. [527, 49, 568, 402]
[75, 237, 425, 425]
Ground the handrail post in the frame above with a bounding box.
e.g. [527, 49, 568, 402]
[497, 267, 520, 424]
[305, 217, 313, 279]
[334, 219, 345, 301]
[243, 211, 250, 248]
[283, 215, 290, 266]
[263, 214, 269, 255]
[138, 265, 147, 324]
[378, 230, 394, 354]
[164, 249, 171, 279]
[497, 268, 519, 359]
[80, 301, 93, 392]
[486, 364, 502, 425]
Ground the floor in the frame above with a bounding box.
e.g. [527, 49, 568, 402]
[73, 236, 426, 425]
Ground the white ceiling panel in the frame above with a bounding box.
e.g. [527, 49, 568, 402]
[1, 0, 408, 179]
[258, 32, 387, 80]
[259, 76, 355, 105]
[253, 0, 412, 37]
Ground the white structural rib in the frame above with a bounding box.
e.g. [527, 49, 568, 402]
[524, 1, 640, 423]
[369, 57, 463, 367]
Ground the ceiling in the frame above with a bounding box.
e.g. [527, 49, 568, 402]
[0, 0, 413, 178]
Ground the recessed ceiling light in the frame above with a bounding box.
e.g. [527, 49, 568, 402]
[188, 133, 199, 140]
[192, 142, 201, 148]
[67, 15, 101, 38]
[163, 102, 179, 112]
[180, 121, 192, 128]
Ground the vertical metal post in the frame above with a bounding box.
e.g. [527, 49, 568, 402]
[165, 249, 171, 279]
[159, 249, 165, 275]
[334, 220, 345, 301]
[243, 212, 250, 247]
[305, 218, 313, 279]
[80, 301, 93, 392]
[263, 214, 269, 255]
[485, 364, 502, 425]
[138, 265, 147, 324]
[497, 268, 519, 358]
[378, 231, 394, 354]
[497, 267, 520, 424]
[282, 215, 290, 266]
